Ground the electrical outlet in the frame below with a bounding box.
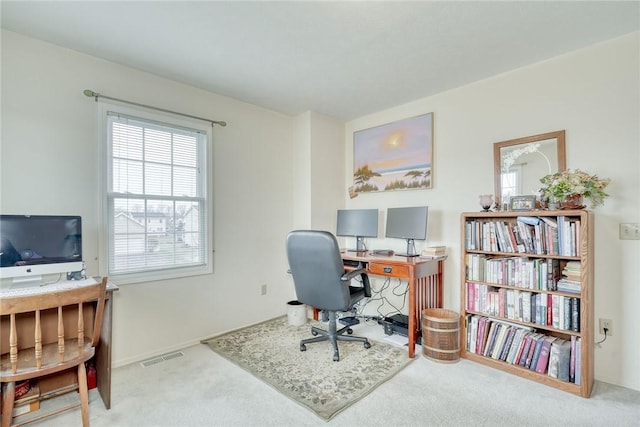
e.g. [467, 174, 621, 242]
[620, 223, 640, 240]
[599, 318, 613, 336]
[261, 284, 267, 295]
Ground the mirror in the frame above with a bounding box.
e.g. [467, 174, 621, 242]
[493, 130, 566, 208]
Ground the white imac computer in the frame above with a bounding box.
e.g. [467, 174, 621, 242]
[385, 206, 428, 257]
[0, 215, 83, 287]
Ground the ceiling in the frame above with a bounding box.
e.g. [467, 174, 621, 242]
[1, 1, 638, 121]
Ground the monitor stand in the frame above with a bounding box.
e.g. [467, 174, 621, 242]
[346, 236, 367, 252]
[396, 239, 419, 257]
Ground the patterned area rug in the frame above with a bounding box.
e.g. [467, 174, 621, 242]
[202, 316, 413, 420]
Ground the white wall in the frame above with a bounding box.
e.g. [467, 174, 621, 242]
[291, 111, 344, 231]
[345, 32, 640, 391]
[1, 30, 297, 366]
[309, 112, 345, 231]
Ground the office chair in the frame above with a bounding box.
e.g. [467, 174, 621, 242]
[286, 230, 371, 361]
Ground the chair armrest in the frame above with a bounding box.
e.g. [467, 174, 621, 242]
[341, 267, 366, 281]
[341, 268, 372, 298]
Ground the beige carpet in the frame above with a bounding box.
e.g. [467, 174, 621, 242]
[202, 316, 413, 420]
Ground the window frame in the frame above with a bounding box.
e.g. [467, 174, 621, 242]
[99, 102, 214, 284]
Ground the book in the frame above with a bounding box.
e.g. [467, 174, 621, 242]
[539, 216, 558, 228]
[494, 222, 509, 252]
[468, 315, 479, 353]
[548, 338, 564, 379]
[512, 226, 526, 253]
[421, 246, 446, 256]
[505, 224, 518, 254]
[12, 383, 40, 417]
[517, 216, 540, 226]
[485, 323, 502, 357]
[570, 335, 577, 383]
[506, 328, 525, 364]
[524, 333, 543, 368]
[521, 291, 532, 323]
[528, 334, 545, 370]
[574, 338, 582, 385]
[499, 327, 516, 361]
[571, 298, 580, 332]
[556, 278, 581, 294]
[476, 317, 489, 354]
[563, 297, 572, 330]
[551, 294, 560, 328]
[557, 339, 572, 382]
[512, 331, 527, 365]
[518, 335, 533, 367]
[535, 336, 557, 373]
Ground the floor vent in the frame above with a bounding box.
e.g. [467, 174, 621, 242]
[140, 351, 184, 368]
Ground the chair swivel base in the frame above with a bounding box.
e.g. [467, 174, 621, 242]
[299, 314, 371, 361]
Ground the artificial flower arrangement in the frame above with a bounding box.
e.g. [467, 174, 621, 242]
[539, 169, 610, 208]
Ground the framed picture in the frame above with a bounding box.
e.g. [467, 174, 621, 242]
[353, 113, 433, 193]
[510, 195, 536, 211]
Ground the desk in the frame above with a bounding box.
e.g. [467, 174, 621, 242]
[341, 252, 446, 358]
[0, 279, 118, 410]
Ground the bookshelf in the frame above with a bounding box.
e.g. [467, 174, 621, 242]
[460, 209, 593, 397]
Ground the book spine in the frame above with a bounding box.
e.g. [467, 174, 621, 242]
[535, 340, 552, 373]
[571, 298, 580, 332]
[529, 336, 545, 370]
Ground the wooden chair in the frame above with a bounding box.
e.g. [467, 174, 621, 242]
[1, 277, 107, 427]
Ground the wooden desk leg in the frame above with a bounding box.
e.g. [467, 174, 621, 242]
[408, 272, 417, 358]
[96, 293, 113, 409]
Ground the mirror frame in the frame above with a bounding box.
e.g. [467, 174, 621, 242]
[493, 130, 566, 207]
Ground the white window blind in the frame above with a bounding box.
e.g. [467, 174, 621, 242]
[105, 111, 209, 279]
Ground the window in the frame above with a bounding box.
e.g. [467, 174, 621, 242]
[102, 106, 212, 283]
[501, 165, 522, 204]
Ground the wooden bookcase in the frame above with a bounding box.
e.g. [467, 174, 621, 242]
[460, 210, 593, 397]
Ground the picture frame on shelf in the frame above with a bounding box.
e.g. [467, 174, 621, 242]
[510, 195, 536, 211]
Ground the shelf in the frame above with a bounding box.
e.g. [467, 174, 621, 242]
[464, 309, 581, 336]
[461, 350, 584, 395]
[465, 249, 581, 261]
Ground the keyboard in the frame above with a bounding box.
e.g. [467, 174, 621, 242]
[343, 259, 362, 268]
[0, 277, 100, 297]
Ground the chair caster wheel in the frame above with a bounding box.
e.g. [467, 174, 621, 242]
[346, 328, 353, 335]
[364, 341, 371, 349]
[333, 353, 340, 362]
[311, 330, 318, 336]
[300, 344, 306, 352]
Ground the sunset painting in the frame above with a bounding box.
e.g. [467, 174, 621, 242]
[353, 113, 433, 192]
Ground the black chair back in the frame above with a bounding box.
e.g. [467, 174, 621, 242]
[286, 230, 351, 312]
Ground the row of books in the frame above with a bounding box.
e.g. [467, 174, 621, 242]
[466, 315, 582, 384]
[466, 253, 562, 291]
[466, 282, 581, 331]
[464, 216, 581, 257]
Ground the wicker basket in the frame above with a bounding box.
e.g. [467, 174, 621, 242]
[421, 308, 460, 363]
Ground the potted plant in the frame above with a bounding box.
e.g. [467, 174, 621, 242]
[539, 169, 610, 209]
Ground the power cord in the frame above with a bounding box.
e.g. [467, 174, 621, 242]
[595, 327, 608, 347]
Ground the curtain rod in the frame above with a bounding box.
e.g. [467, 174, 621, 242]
[83, 90, 227, 127]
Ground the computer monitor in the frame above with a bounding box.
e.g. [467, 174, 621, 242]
[385, 206, 428, 257]
[0, 215, 83, 287]
[336, 209, 378, 252]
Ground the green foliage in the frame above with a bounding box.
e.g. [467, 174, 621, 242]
[540, 169, 610, 207]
